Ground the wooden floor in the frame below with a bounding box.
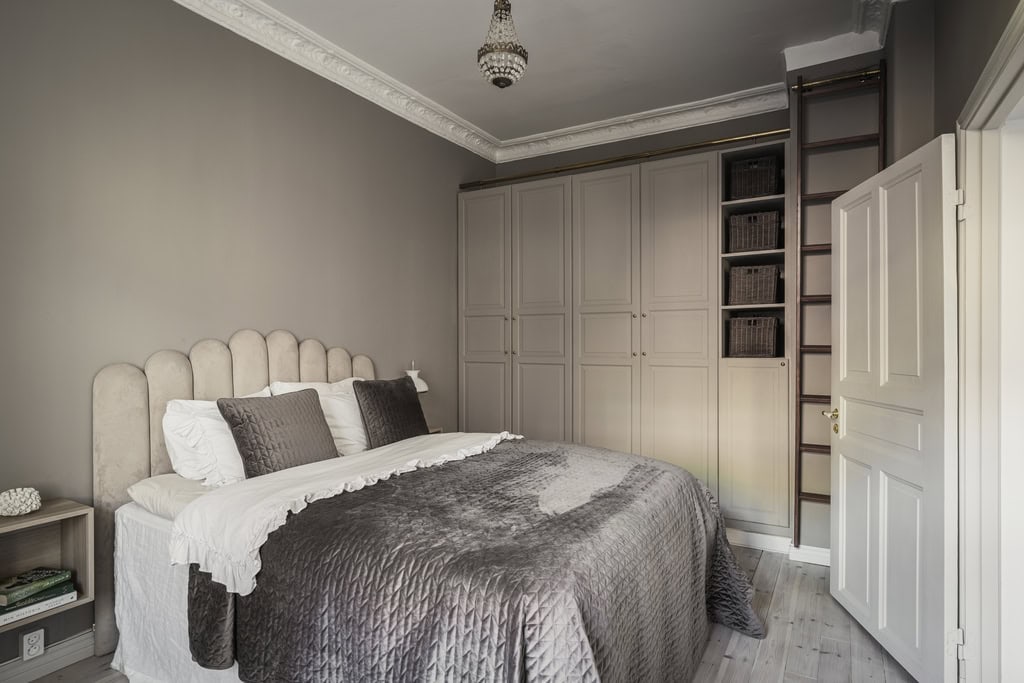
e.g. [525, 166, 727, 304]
[42, 549, 913, 683]
[695, 547, 915, 683]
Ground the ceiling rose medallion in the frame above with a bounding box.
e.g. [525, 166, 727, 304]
[477, 0, 528, 89]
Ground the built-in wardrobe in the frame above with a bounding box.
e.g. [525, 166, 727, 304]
[459, 143, 793, 536]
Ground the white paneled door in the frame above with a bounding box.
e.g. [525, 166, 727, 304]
[572, 166, 641, 454]
[830, 135, 957, 682]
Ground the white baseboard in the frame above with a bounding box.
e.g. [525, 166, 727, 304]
[726, 528, 792, 554]
[789, 544, 831, 567]
[0, 630, 94, 683]
[726, 527, 832, 567]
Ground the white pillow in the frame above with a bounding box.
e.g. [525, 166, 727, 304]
[127, 473, 209, 520]
[163, 386, 270, 487]
[270, 378, 368, 455]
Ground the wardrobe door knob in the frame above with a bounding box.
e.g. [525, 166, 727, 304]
[632, 313, 638, 319]
[642, 352, 647, 357]
[632, 352, 638, 357]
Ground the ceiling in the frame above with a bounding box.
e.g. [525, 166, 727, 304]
[179, 0, 888, 160]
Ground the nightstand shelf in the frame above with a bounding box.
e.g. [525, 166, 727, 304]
[0, 499, 94, 633]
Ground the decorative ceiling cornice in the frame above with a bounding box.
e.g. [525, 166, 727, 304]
[493, 84, 789, 163]
[172, 0, 789, 163]
[855, 0, 901, 46]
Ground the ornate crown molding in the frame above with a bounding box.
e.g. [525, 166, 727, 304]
[172, 0, 502, 159]
[493, 84, 788, 163]
[856, 0, 900, 47]
[173, 0, 788, 163]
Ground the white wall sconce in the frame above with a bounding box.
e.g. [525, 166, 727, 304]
[406, 362, 428, 393]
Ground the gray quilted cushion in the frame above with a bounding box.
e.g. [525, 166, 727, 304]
[216, 389, 337, 478]
[352, 376, 428, 449]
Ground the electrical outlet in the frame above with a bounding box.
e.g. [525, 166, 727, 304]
[21, 628, 44, 661]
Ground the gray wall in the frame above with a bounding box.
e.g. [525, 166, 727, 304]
[886, 1, 936, 161]
[0, 0, 492, 661]
[934, 0, 1021, 131]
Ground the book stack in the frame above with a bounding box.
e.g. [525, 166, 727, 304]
[0, 568, 77, 627]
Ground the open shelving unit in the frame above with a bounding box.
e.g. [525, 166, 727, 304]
[0, 499, 94, 634]
[719, 141, 788, 359]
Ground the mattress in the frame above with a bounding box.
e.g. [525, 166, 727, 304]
[111, 502, 239, 683]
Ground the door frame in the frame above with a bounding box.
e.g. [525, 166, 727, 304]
[957, 3, 1024, 679]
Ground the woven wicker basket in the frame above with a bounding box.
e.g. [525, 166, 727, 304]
[728, 264, 779, 305]
[728, 317, 778, 357]
[728, 211, 780, 252]
[729, 156, 778, 199]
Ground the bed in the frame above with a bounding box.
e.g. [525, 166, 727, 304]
[93, 329, 763, 682]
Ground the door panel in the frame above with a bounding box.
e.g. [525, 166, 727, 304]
[462, 362, 509, 433]
[512, 178, 572, 439]
[881, 172, 924, 388]
[879, 472, 923, 652]
[839, 195, 874, 383]
[463, 316, 506, 356]
[516, 314, 565, 357]
[647, 309, 708, 361]
[514, 362, 568, 441]
[575, 172, 639, 308]
[836, 451, 872, 616]
[461, 190, 511, 315]
[718, 359, 789, 526]
[573, 167, 641, 452]
[830, 136, 957, 682]
[644, 365, 710, 481]
[640, 155, 718, 487]
[578, 364, 635, 453]
[459, 187, 511, 431]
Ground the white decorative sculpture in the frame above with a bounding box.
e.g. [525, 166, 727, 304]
[0, 488, 42, 516]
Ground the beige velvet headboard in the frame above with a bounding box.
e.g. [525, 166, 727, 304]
[91, 329, 375, 656]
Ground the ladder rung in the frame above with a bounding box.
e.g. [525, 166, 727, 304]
[801, 295, 832, 304]
[800, 78, 881, 99]
[799, 442, 832, 454]
[801, 191, 845, 203]
[801, 243, 832, 254]
[799, 492, 832, 504]
[800, 394, 832, 404]
[799, 345, 832, 354]
[802, 133, 880, 151]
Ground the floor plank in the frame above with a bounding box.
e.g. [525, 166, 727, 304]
[882, 649, 916, 683]
[785, 563, 829, 679]
[818, 637, 853, 683]
[850, 620, 887, 681]
[749, 556, 803, 683]
[34, 653, 125, 683]
[719, 551, 785, 682]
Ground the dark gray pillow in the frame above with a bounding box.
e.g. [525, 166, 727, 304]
[216, 389, 337, 478]
[352, 377, 429, 449]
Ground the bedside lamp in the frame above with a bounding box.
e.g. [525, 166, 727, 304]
[406, 362, 428, 393]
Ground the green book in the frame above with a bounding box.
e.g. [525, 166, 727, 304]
[0, 568, 72, 606]
[0, 580, 75, 615]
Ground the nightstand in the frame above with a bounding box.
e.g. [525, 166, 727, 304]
[0, 499, 94, 633]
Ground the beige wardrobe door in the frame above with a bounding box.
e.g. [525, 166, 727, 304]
[459, 187, 511, 432]
[640, 153, 718, 488]
[512, 178, 572, 441]
[718, 358, 789, 526]
[572, 166, 641, 453]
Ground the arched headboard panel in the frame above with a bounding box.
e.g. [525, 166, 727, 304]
[92, 329, 375, 655]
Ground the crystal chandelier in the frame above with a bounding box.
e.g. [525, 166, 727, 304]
[477, 0, 528, 89]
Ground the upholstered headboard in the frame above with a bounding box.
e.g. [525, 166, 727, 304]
[91, 329, 375, 655]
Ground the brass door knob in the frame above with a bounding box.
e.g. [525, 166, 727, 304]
[821, 408, 839, 420]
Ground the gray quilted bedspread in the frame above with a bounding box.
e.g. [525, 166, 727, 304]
[188, 439, 764, 682]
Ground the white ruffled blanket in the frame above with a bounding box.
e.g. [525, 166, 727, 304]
[169, 432, 521, 595]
